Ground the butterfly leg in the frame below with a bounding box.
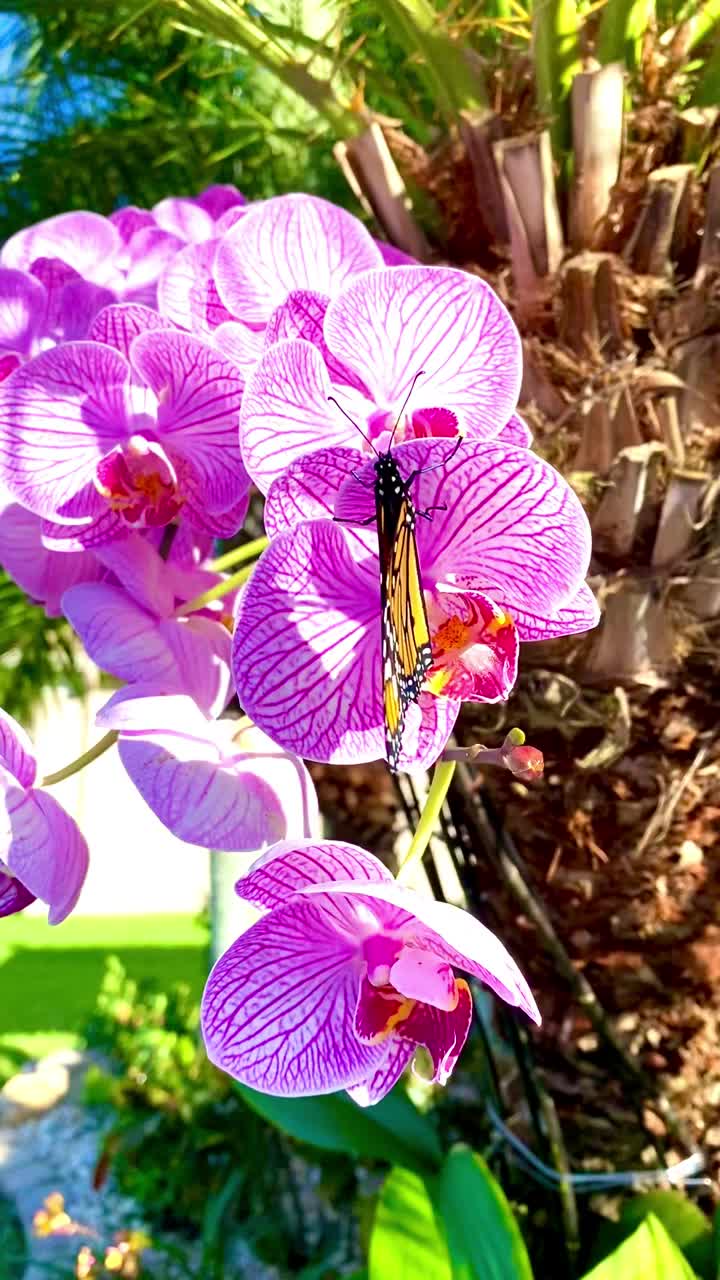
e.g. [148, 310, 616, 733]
[416, 503, 447, 521]
[404, 434, 464, 488]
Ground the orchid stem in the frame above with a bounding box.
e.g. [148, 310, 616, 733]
[175, 563, 256, 617]
[396, 761, 456, 884]
[42, 731, 118, 787]
[210, 536, 268, 572]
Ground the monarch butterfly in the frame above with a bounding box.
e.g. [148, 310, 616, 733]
[331, 376, 459, 771]
[374, 449, 433, 772]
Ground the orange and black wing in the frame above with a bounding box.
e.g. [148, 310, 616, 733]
[376, 460, 432, 772]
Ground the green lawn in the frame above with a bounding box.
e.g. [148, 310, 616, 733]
[0, 914, 209, 1082]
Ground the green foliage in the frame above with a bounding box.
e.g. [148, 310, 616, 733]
[689, 39, 720, 106]
[436, 1145, 534, 1280]
[595, 0, 655, 68]
[84, 959, 365, 1273]
[531, 0, 582, 151]
[0, 0, 354, 236]
[581, 1214, 699, 1280]
[0, 572, 86, 727]
[590, 1191, 718, 1280]
[369, 1166, 451, 1280]
[237, 1078, 442, 1176]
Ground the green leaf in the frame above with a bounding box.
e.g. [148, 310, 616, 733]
[235, 1084, 442, 1175]
[531, 0, 582, 153]
[689, 40, 720, 106]
[380, 0, 487, 118]
[596, 0, 655, 67]
[370, 1167, 451, 1280]
[618, 1192, 715, 1280]
[581, 1215, 699, 1280]
[436, 1145, 533, 1280]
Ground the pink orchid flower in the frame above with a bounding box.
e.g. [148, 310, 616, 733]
[239, 264, 525, 494]
[159, 193, 383, 377]
[0, 303, 249, 547]
[234, 438, 598, 769]
[95, 689, 319, 852]
[202, 839, 540, 1104]
[62, 534, 233, 718]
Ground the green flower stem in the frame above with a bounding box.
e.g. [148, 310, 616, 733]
[396, 760, 456, 884]
[42, 730, 118, 786]
[175, 563, 256, 617]
[210, 536, 268, 572]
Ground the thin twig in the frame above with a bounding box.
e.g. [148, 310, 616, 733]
[632, 735, 714, 860]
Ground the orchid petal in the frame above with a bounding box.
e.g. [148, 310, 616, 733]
[233, 521, 387, 763]
[112, 712, 317, 850]
[0, 503, 102, 615]
[62, 582, 179, 687]
[57, 280, 114, 341]
[374, 241, 417, 267]
[94, 534, 175, 616]
[498, 413, 533, 448]
[263, 446, 361, 536]
[122, 227, 184, 295]
[3, 784, 88, 924]
[339, 439, 591, 615]
[109, 206, 155, 242]
[214, 193, 382, 326]
[157, 243, 203, 329]
[153, 197, 215, 244]
[513, 581, 601, 640]
[130, 329, 248, 518]
[1, 212, 121, 280]
[0, 708, 37, 788]
[159, 615, 232, 718]
[212, 322, 264, 377]
[347, 1040, 415, 1105]
[509, 581, 599, 640]
[95, 687, 212, 738]
[0, 268, 45, 354]
[88, 303, 173, 359]
[0, 871, 35, 918]
[265, 290, 367, 393]
[300, 880, 540, 1023]
[194, 184, 246, 220]
[240, 340, 358, 493]
[0, 342, 130, 517]
[202, 897, 387, 1095]
[237, 838, 393, 911]
[398, 979, 473, 1083]
[324, 267, 521, 438]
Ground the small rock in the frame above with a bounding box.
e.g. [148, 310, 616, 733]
[616, 1012, 639, 1033]
[642, 1107, 667, 1138]
[678, 839, 703, 868]
[577, 1033, 599, 1053]
[0, 1063, 70, 1127]
[704, 1125, 720, 1148]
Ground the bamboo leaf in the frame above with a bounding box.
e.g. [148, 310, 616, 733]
[531, 0, 583, 153]
[689, 39, 720, 105]
[379, 0, 488, 118]
[596, 0, 655, 67]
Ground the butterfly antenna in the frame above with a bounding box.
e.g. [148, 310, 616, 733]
[387, 369, 425, 451]
[327, 395, 379, 457]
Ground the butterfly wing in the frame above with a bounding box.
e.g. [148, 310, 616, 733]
[376, 457, 432, 772]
